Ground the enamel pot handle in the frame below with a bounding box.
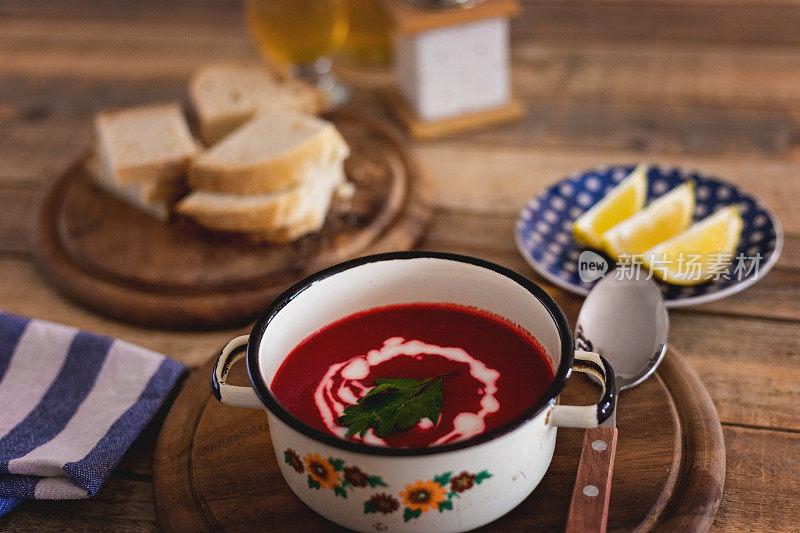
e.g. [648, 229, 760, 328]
[550, 350, 616, 428]
[211, 335, 263, 409]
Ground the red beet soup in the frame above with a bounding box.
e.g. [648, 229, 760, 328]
[271, 303, 555, 448]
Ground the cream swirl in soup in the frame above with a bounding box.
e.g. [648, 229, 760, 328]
[271, 303, 555, 448]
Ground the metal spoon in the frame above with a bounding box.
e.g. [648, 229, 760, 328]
[565, 269, 669, 533]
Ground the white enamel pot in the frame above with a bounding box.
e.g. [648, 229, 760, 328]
[211, 252, 616, 533]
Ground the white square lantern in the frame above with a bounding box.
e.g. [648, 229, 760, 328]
[382, 0, 522, 138]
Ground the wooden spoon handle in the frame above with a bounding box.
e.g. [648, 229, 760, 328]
[565, 426, 618, 533]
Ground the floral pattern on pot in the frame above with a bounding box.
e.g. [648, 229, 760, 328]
[364, 470, 493, 522]
[364, 493, 400, 515]
[283, 448, 492, 520]
[283, 449, 387, 499]
[283, 449, 304, 473]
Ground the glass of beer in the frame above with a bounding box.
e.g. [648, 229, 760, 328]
[343, 0, 392, 68]
[245, 0, 350, 107]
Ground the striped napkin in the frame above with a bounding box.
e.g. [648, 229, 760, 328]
[0, 312, 186, 516]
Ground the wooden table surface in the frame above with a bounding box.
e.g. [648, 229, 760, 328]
[1, 1, 799, 531]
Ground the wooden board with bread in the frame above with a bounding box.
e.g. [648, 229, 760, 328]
[32, 63, 432, 328]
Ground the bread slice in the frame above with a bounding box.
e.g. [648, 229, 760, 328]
[177, 164, 345, 233]
[87, 154, 188, 221]
[245, 210, 329, 244]
[94, 103, 198, 185]
[189, 63, 323, 144]
[189, 110, 349, 195]
[247, 178, 357, 243]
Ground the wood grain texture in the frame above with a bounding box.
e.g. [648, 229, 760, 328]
[0, 0, 798, 530]
[669, 312, 800, 431]
[510, 42, 800, 111]
[31, 114, 432, 328]
[5, 0, 800, 49]
[152, 348, 722, 532]
[713, 426, 800, 532]
[0, 478, 157, 532]
[514, 0, 800, 48]
[415, 143, 800, 232]
[565, 426, 618, 533]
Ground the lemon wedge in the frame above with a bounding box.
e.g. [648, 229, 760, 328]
[643, 205, 743, 285]
[601, 181, 695, 259]
[573, 164, 648, 249]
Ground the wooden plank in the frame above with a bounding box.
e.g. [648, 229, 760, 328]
[465, 98, 800, 156]
[515, 0, 800, 48]
[0, 76, 189, 117]
[5, 19, 800, 113]
[5, 0, 800, 49]
[511, 42, 800, 112]
[0, 478, 157, 532]
[714, 426, 800, 532]
[0, 256, 244, 368]
[0, 0, 243, 24]
[0, 110, 93, 184]
[0, 12, 242, 43]
[670, 312, 800, 431]
[0, 17, 251, 79]
[0, 43, 245, 81]
[4, 8, 800, 183]
[780, 233, 800, 269]
[3, 5, 800, 114]
[690, 268, 800, 321]
[414, 143, 800, 232]
[0, 184, 38, 255]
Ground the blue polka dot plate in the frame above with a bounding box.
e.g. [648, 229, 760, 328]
[515, 165, 783, 307]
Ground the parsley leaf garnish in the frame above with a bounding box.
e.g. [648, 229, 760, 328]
[338, 372, 454, 438]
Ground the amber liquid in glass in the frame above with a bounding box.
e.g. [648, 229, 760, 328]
[245, 0, 350, 66]
[343, 0, 391, 67]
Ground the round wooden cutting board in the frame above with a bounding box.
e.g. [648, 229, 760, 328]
[32, 114, 432, 328]
[153, 347, 725, 532]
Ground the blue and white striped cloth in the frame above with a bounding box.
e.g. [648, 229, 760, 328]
[0, 312, 186, 516]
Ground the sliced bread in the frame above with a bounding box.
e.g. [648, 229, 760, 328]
[87, 154, 187, 221]
[94, 103, 198, 185]
[189, 63, 323, 144]
[244, 209, 329, 244]
[188, 110, 350, 195]
[177, 164, 345, 233]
